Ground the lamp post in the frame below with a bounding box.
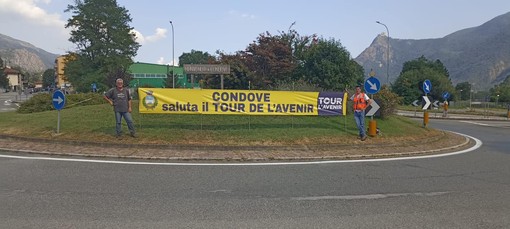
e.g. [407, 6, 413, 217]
[376, 21, 390, 85]
[470, 83, 476, 110]
[169, 20, 175, 88]
[496, 94, 500, 107]
[469, 89, 472, 110]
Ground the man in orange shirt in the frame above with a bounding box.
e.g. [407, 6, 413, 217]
[442, 100, 449, 117]
[350, 85, 372, 141]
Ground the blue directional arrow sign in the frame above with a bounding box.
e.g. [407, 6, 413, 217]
[423, 79, 432, 94]
[442, 91, 450, 99]
[52, 90, 66, 110]
[364, 77, 381, 94]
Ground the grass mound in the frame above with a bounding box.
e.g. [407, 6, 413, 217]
[17, 93, 105, 113]
[0, 101, 436, 146]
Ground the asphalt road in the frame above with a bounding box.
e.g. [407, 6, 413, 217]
[0, 91, 33, 112]
[1, 119, 509, 228]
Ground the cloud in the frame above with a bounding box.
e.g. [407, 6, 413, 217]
[132, 28, 167, 44]
[132, 29, 145, 43]
[146, 28, 167, 42]
[228, 10, 256, 19]
[156, 57, 165, 64]
[0, 0, 66, 29]
[155, 57, 177, 66]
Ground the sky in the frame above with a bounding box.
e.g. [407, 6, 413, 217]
[1, 0, 510, 66]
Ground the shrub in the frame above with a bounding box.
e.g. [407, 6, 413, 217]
[373, 85, 402, 119]
[17, 93, 53, 113]
[17, 92, 106, 113]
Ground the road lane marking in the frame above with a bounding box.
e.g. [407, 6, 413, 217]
[460, 121, 490, 126]
[460, 120, 510, 128]
[0, 131, 482, 166]
[292, 191, 451, 201]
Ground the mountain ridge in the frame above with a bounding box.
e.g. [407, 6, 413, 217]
[2, 11, 510, 91]
[355, 11, 510, 90]
[0, 33, 58, 73]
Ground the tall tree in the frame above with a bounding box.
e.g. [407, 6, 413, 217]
[296, 37, 363, 91]
[241, 32, 295, 89]
[215, 52, 250, 89]
[177, 50, 217, 88]
[42, 68, 56, 88]
[0, 73, 7, 89]
[489, 75, 510, 103]
[0, 56, 7, 89]
[455, 82, 471, 100]
[64, 0, 140, 92]
[179, 50, 216, 65]
[392, 56, 455, 104]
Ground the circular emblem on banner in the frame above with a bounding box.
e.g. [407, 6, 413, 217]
[142, 90, 157, 110]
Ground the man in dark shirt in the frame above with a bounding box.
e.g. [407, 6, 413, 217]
[103, 78, 136, 138]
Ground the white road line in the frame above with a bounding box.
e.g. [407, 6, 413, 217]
[292, 191, 451, 201]
[460, 121, 490, 126]
[0, 131, 482, 166]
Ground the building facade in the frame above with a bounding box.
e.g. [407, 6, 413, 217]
[129, 62, 198, 89]
[3, 67, 23, 92]
[52, 60, 199, 91]
[55, 55, 74, 89]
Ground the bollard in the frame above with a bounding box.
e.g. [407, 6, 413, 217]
[423, 111, 429, 127]
[368, 120, 377, 137]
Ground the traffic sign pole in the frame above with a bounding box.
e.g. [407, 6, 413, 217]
[370, 94, 374, 121]
[423, 95, 429, 127]
[364, 77, 381, 137]
[57, 110, 61, 134]
[423, 110, 429, 127]
[52, 90, 66, 134]
[422, 80, 432, 128]
[368, 94, 376, 136]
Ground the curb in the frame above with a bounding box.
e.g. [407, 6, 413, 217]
[0, 131, 475, 162]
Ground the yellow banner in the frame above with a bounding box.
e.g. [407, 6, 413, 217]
[138, 88, 347, 116]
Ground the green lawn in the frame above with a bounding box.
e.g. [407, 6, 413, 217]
[0, 101, 433, 146]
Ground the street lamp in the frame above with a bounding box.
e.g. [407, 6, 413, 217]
[470, 89, 474, 110]
[496, 94, 500, 107]
[376, 21, 390, 85]
[169, 20, 175, 88]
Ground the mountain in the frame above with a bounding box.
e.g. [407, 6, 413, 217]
[0, 33, 58, 73]
[355, 11, 510, 90]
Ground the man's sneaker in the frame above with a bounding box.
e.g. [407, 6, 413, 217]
[116, 133, 121, 138]
[361, 135, 367, 141]
[130, 133, 137, 138]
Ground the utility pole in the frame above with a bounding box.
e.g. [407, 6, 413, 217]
[376, 21, 390, 85]
[169, 20, 175, 88]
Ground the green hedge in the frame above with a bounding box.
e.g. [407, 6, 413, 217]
[17, 93, 106, 113]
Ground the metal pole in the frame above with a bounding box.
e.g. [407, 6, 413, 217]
[376, 21, 390, 85]
[169, 20, 175, 88]
[57, 110, 60, 134]
[470, 89, 473, 110]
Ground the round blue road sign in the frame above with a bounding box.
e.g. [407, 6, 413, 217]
[423, 79, 432, 94]
[442, 91, 450, 99]
[364, 77, 381, 94]
[52, 90, 66, 110]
